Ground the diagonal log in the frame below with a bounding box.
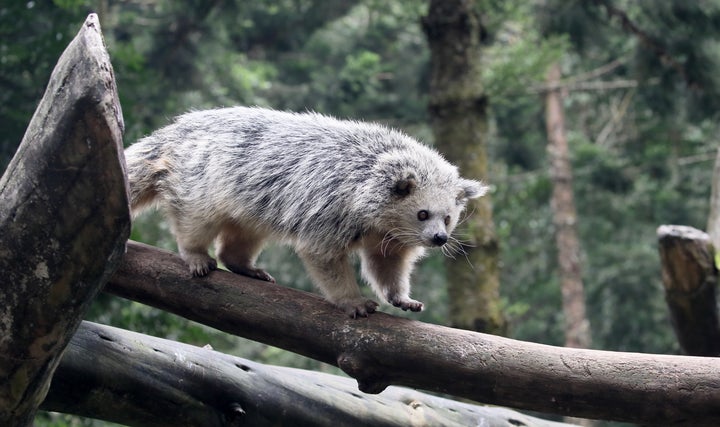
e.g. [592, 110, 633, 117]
[0, 14, 129, 426]
[42, 321, 572, 427]
[106, 241, 720, 426]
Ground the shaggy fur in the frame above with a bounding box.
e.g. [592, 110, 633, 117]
[125, 107, 487, 317]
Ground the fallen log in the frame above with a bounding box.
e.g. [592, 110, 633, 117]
[42, 321, 573, 427]
[0, 14, 129, 426]
[105, 241, 720, 426]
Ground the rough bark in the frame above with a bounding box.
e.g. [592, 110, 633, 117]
[657, 225, 720, 356]
[421, 0, 505, 334]
[0, 14, 129, 426]
[41, 321, 573, 427]
[545, 63, 592, 350]
[104, 241, 720, 426]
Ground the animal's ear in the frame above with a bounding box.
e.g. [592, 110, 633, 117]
[459, 179, 488, 199]
[394, 174, 417, 197]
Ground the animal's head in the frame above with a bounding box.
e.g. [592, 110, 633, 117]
[379, 172, 488, 253]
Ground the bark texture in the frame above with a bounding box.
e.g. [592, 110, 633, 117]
[0, 14, 129, 426]
[104, 241, 720, 426]
[545, 63, 592, 350]
[421, 0, 505, 334]
[658, 225, 720, 356]
[42, 321, 573, 427]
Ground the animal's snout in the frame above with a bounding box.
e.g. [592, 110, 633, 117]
[432, 232, 448, 246]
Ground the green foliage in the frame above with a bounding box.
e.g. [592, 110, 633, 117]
[35, 412, 123, 427]
[482, 19, 569, 101]
[0, 1, 89, 170]
[488, 0, 719, 357]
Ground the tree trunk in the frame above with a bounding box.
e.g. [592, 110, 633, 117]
[545, 63, 592, 350]
[421, 0, 505, 334]
[42, 321, 574, 427]
[657, 225, 720, 356]
[0, 14, 129, 426]
[707, 147, 720, 251]
[103, 241, 720, 426]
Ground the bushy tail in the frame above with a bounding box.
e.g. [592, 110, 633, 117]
[124, 139, 165, 216]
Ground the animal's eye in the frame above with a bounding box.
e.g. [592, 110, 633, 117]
[417, 210, 429, 221]
[444, 215, 451, 226]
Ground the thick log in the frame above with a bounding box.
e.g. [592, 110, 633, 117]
[0, 14, 129, 426]
[105, 241, 720, 426]
[42, 321, 572, 427]
[657, 225, 720, 356]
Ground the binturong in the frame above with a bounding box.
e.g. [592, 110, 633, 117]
[125, 107, 488, 317]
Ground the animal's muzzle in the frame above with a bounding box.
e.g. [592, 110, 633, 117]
[431, 232, 448, 246]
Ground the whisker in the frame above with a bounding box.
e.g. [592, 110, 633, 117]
[380, 229, 396, 257]
[457, 205, 477, 227]
[378, 227, 423, 256]
[439, 235, 475, 270]
[441, 244, 457, 259]
[453, 239, 476, 249]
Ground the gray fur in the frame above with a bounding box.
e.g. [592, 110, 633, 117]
[125, 106, 487, 317]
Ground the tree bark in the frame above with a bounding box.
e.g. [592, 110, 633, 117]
[657, 225, 720, 356]
[42, 321, 574, 427]
[545, 63, 592, 350]
[0, 14, 129, 426]
[104, 241, 720, 426]
[421, 0, 505, 334]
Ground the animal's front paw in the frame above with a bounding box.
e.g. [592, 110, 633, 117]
[390, 296, 424, 312]
[338, 298, 379, 318]
[187, 255, 217, 277]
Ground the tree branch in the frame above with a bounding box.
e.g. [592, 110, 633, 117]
[591, 0, 691, 86]
[42, 321, 573, 427]
[565, 57, 627, 83]
[0, 14, 129, 426]
[529, 78, 639, 94]
[104, 241, 720, 426]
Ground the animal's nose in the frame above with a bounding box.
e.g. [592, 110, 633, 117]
[432, 232, 448, 246]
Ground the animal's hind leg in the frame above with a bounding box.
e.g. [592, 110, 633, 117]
[172, 216, 219, 277]
[216, 223, 274, 282]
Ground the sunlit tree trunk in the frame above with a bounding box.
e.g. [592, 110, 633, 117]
[707, 147, 720, 251]
[422, 0, 505, 334]
[545, 61, 595, 427]
[545, 62, 592, 349]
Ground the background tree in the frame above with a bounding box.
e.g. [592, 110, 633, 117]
[421, 0, 505, 334]
[544, 62, 592, 350]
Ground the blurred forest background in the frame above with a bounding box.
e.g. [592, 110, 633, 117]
[2, 0, 720, 426]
